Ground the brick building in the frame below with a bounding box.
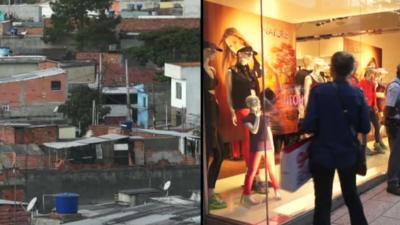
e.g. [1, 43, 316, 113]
[0, 124, 58, 144]
[0, 199, 29, 225]
[0, 68, 67, 118]
[76, 52, 155, 86]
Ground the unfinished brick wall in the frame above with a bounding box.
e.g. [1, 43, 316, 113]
[0, 72, 67, 109]
[14, 126, 58, 144]
[0, 152, 47, 170]
[0, 204, 29, 225]
[76, 52, 156, 86]
[88, 125, 110, 136]
[0, 127, 16, 144]
[37, 61, 58, 70]
[1, 188, 25, 202]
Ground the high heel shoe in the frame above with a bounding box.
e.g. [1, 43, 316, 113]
[240, 194, 260, 208]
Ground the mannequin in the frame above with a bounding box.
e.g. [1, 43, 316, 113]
[226, 46, 266, 193]
[203, 41, 227, 210]
[304, 58, 329, 109]
[241, 94, 281, 207]
[296, 55, 314, 119]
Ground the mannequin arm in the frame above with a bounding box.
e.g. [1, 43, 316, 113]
[244, 114, 261, 134]
[304, 75, 312, 109]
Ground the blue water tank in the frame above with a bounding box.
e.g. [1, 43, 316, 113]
[121, 120, 133, 130]
[55, 193, 79, 214]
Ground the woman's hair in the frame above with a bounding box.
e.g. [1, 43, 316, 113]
[330, 51, 355, 78]
[219, 27, 261, 76]
[367, 57, 377, 69]
[220, 28, 249, 70]
[363, 68, 375, 78]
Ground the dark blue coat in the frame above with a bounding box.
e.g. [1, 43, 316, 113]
[302, 80, 371, 169]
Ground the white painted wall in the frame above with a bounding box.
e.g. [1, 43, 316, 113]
[183, 66, 200, 126]
[171, 79, 186, 108]
[183, 0, 200, 18]
[59, 127, 76, 139]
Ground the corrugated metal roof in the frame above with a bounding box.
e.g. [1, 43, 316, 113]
[119, 188, 160, 195]
[102, 87, 137, 94]
[129, 136, 144, 140]
[0, 68, 65, 84]
[43, 142, 87, 149]
[98, 134, 128, 141]
[76, 137, 109, 145]
[64, 201, 200, 225]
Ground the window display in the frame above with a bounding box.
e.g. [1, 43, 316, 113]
[204, 0, 400, 224]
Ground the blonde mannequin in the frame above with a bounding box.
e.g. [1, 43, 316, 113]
[304, 58, 329, 109]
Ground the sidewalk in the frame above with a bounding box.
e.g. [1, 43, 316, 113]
[331, 182, 400, 225]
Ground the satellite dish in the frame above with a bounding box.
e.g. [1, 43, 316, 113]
[27, 197, 37, 212]
[163, 181, 171, 191]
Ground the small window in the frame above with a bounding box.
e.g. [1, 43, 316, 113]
[1, 104, 9, 112]
[143, 96, 147, 108]
[51, 81, 61, 91]
[176, 82, 182, 100]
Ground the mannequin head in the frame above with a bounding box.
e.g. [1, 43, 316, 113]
[203, 41, 222, 62]
[375, 68, 387, 84]
[245, 95, 261, 113]
[237, 46, 256, 66]
[303, 55, 313, 70]
[313, 58, 328, 74]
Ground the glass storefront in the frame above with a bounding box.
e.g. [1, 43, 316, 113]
[203, 0, 400, 224]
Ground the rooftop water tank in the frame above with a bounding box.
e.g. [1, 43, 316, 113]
[55, 193, 79, 214]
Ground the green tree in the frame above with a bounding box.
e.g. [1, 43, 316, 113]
[124, 27, 200, 67]
[43, 0, 120, 50]
[58, 86, 110, 136]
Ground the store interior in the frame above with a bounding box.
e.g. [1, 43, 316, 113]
[204, 0, 400, 224]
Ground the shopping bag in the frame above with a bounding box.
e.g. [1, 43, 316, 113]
[280, 138, 312, 192]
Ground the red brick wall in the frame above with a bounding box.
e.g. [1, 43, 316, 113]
[0, 82, 21, 108]
[0, 205, 29, 225]
[1, 189, 25, 202]
[24, 73, 66, 105]
[15, 126, 58, 144]
[76, 52, 155, 86]
[23, 27, 44, 36]
[88, 125, 110, 136]
[1, 153, 47, 170]
[0, 73, 67, 109]
[0, 127, 16, 144]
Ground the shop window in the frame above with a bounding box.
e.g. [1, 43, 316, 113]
[51, 80, 61, 91]
[204, 1, 392, 224]
[176, 82, 182, 99]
